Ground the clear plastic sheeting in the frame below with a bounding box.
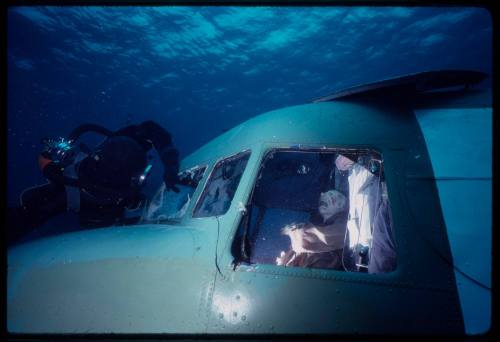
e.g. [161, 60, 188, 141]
[239, 149, 396, 274]
[141, 165, 206, 223]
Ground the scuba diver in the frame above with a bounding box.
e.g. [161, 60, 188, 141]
[8, 120, 180, 245]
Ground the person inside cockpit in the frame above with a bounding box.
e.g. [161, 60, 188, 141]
[276, 189, 349, 269]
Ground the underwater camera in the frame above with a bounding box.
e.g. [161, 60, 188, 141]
[40, 137, 76, 165]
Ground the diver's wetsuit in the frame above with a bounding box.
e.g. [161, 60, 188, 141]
[8, 121, 179, 245]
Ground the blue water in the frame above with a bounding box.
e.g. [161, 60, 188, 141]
[7, 6, 492, 206]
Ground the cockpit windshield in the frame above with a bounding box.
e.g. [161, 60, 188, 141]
[233, 148, 396, 274]
[140, 165, 206, 223]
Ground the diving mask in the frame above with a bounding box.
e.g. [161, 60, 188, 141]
[41, 137, 76, 165]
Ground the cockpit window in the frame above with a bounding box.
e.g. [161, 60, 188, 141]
[234, 149, 396, 274]
[141, 165, 207, 223]
[193, 151, 251, 218]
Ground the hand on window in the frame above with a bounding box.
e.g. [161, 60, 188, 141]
[276, 251, 286, 265]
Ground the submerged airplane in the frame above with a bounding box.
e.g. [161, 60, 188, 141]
[7, 69, 491, 336]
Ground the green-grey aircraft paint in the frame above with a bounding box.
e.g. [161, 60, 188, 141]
[414, 107, 491, 334]
[7, 70, 491, 335]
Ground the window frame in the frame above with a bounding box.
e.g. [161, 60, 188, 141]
[231, 145, 397, 276]
[191, 149, 252, 219]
